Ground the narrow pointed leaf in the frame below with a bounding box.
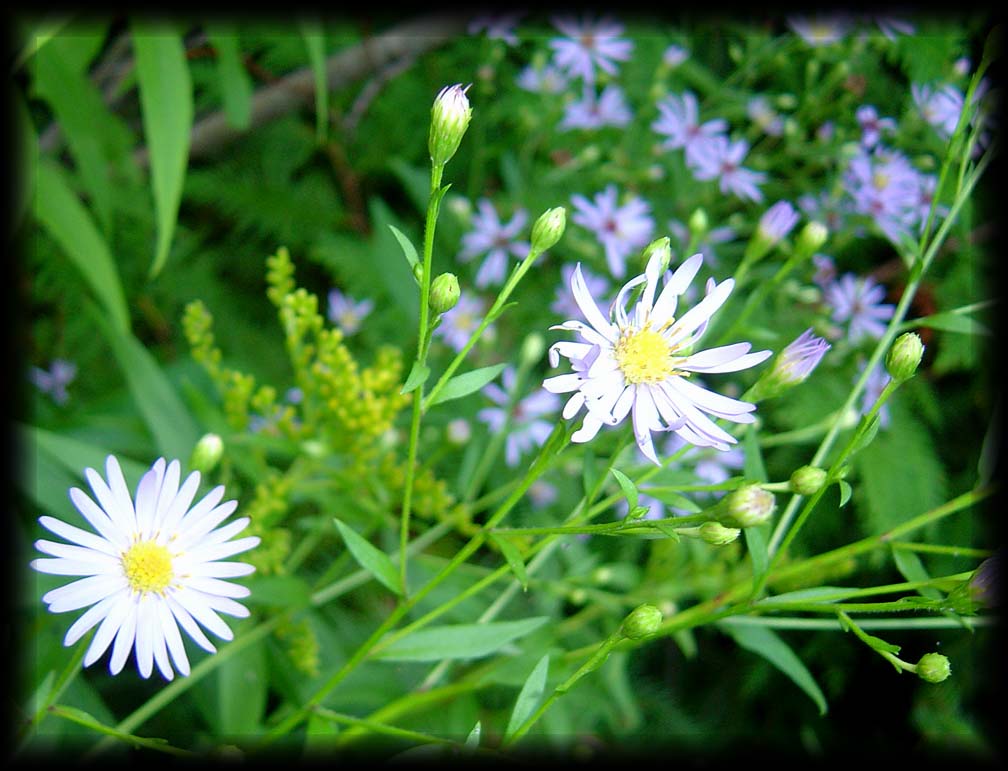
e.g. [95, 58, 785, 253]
[490, 534, 528, 591]
[426, 363, 507, 407]
[400, 361, 430, 394]
[388, 224, 420, 273]
[504, 654, 549, 742]
[298, 20, 327, 143]
[206, 26, 252, 129]
[375, 617, 549, 662]
[610, 468, 639, 510]
[334, 519, 403, 596]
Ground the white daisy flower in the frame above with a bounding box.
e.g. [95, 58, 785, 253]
[31, 455, 259, 681]
[543, 251, 771, 464]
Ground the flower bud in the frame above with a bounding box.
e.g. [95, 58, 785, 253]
[716, 484, 776, 528]
[795, 221, 828, 259]
[746, 329, 830, 402]
[189, 433, 223, 474]
[430, 272, 461, 314]
[429, 84, 472, 168]
[530, 206, 566, 256]
[699, 521, 741, 545]
[620, 603, 663, 640]
[885, 332, 924, 383]
[915, 652, 951, 683]
[519, 332, 547, 368]
[789, 465, 828, 496]
[641, 237, 671, 274]
[688, 207, 709, 239]
[412, 262, 424, 284]
[446, 418, 471, 446]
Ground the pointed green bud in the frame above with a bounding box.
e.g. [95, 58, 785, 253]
[519, 332, 547, 368]
[412, 262, 424, 284]
[688, 207, 709, 239]
[189, 433, 223, 474]
[915, 652, 951, 683]
[795, 221, 828, 259]
[885, 332, 924, 383]
[429, 84, 472, 168]
[716, 484, 776, 528]
[530, 206, 566, 256]
[430, 272, 460, 314]
[641, 236, 671, 274]
[620, 603, 663, 640]
[699, 521, 741, 545]
[789, 465, 828, 496]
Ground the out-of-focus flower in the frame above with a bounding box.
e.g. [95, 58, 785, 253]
[798, 190, 850, 235]
[327, 288, 374, 336]
[843, 148, 923, 244]
[516, 62, 570, 94]
[788, 14, 853, 46]
[548, 14, 633, 84]
[467, 12, 524, 45]
[570, 184, 655, 278]
[811, 254, 837, 288]
[478, 366, 561, 467]
[29, 358, 77, 405]
[434, 293, 490, 353]
[560, 84, 633, 130]
[552, 263, 610, 320]
[823, 273, 895, 343]
[543, 251, 770, 464]
[31, 455, 259, 680]
[662, 44, 689, 67]
[747, 95, 784, 137]
[871, 15, 915, 40]
[652, 91, 729, 167]
[457, 199, 531, 288]
[912, 83, 965, 140]
[757, 200, 800, 244]
[856, 104, 897, 148]
[528, 480, 559, 508]
[690, 135, 767, 203]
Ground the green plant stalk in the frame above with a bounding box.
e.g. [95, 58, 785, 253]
[311, 707, 462, 749]
[887, 541, 993, 559]
[16, 639, 88, 748]
[399, 162, 446, 591]
[720, 615, 994, 631]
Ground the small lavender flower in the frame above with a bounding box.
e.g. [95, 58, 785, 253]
[548, 14, 633, 85]
[811, 254, 837, 288]
[775, 329, 831, 385]
[798, 190, 849, 234]
[871, 16, 915, 40]
[843, 148, 922, 244]
[651, 92, 729, 167]
[528, 480, 559, 508]
[327, 288, 374, 336]
[757, 200, 800, 245]
[29, 358, 77, 405]
[570, 184, 655, 278]
[856, 105, 897, 148]
[823, 273, 895, 343]
[477, 366, 561, 467]
[434, 293, 489, 353]
[912, 83, 964, 140]
[662, 44, 689, 67]
[787, 14, 853, 46]
[457, 199, 531, 288]
[858, 358, 892, 428]
[747, 96, 784, 137]
[516, 62, 570, 94]
[560, 84, 633, 130]
[690, 135, 767, 203]
[467, 12, 524, 45]
[552, 263, 610, 320]
[668, 219, 735, 267]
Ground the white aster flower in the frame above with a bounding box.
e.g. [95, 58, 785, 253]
[543, 251, 772, 464]
[548, 13, 633, 85]
[32, 455, 259, 680]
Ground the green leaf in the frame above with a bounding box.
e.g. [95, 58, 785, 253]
[910, 311, 990, 336]
[375, 617, 549, 662]
[400, 361, 430, 394]
[132, 25, 193, 278]
[464, 721, 481, 748]
[333, 519, 402, 596]
[837, 479, 853, 507]
[298, 20, 327, 143]
[503, 654, 549, 742]
[14, 90, 35, 230]
[847, 414, 880, 457]
[743, 424, 768, 482]
[641, 488, 701, 512]
[719, 622, 827, 716]
[48, 705, 182, 754]
[216, 630, 268, 735]
[388, 224, 421, 274]
[206, 26, 253, 130]
[745, 523, 770, 583]
[610, 468, 639, 510]
[33, 160, 130, 332]
[489, 534, 528, 591]
[13, 15, 72, 69]
[91, 307, 200, 462]
[890, 545, 943, 600]
[243, 575, 313, 607]
[427, 363, 507, 407]
[649, 520, 681, 541]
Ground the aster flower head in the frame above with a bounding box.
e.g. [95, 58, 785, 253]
[843, 148, 922, 244]
[689, 135, 767, 203]
[787, 14, 853, 46]
[570, 185, 655, 279]
[651, 91, 729, 167]
[467, 12, 524, 45]
[548, 14, 633, 85]
[458, 199, 531, 288]
[748, 329, 831, 401]
[30, 358, 77, 405]
[434, 293, 490, 353]
[543, 250, 772, 464]
[516, 62, 570, 94]
[823, 273, 895, 343]
[912, 83, 964, 140]
[747, 96, 784, 137]
[560, 84, 633, 131]
[662, 44, 689, 68]
[327, 288, 374, 336]
[757, 200, 800, 245]
[31, 456, 258, 680]
[856, 104, 897, 148]
[478, 366, 562, 467]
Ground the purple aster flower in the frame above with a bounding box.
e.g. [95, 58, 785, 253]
[529, 480, 559, 508]
[552, 263, 610, 320]
[871, 15, 915, 40]
[757, 200, 800, 245]
[668, 219, 736, 267]
[911, 173, 949, 230]
[662, 44, 689, 67]
[747, 96, 784, 137]
[327, 288, 374, 336]
[543, 251, 772, 464]
[823, 273, 895, 343]
[858, 358, 892, 428]
[651, 92, 729, 167]
[798, 190, 850, 234]
[843, 148, 922, 244]
[690, 135, 767, 203]
[912, 83, 964, 140]
[457, 199, 531, 288]
[467, 12, 524, 45]
[856, 105, 897, 148]
[570, 184, 655, 278]
[548, 14, 633, 85]
[560, 84, 633, 130]
[811, 254, 837, 288]
[478, 366, 561, 467]
[774, 329, 831, 385]
[434, 293, 489, 353]
[516, 62, 570, 94]
[787, 14, 853, 46]
[29, 358, 77, 405]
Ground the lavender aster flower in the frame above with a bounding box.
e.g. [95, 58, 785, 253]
[773, 329, 831, 385]
[543, 251, 771, 464]
[811, 254, 837, 288]
[560, 84, 633, 130]
[757, 200, 800, 244]
[458, 199, 531, 288]
[652, 92, 729, 167]
[912, 83, 965, 140]
[787, 14, 853, 46]
[478, 366, 561, 466]
[690, 135, 767, 203]
[570, 185, 655, 278]
[856, 105, 897, 148]
[434, 293, 489, 353]
[30, 358, 77, 405]
[516, 63, 570, 94]
[662, 44, 689, 67]
[823, 273, 895, 342]
[747, 96, 784, 137]
[467, 12, 524, 45]
[843, 148, 922, 244]
[327, 288, 374, 336]
[549, 14, 633, 85]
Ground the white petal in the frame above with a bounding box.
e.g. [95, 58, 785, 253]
[175, 484, 226, 532]
[108, 597, 140, 674]
[156, 470, 202, 542]
[152, 460, 181, 533]
[83, 592, 131, 668]
[178, 576, 251, 600]
[156, 599, 191, 676]
[186, 561, 257, 579]
[660, 383, 739, 447]
[550, 320, 614, 348]
[151, 614, 175, 681]
[571, 412, 605, 443]
[84, 466, 129, 537]
[68, 488, 128, 550]
[681, 345, 772, 374]
[31, 557, 120, 576]
[134, 461, 165, 540]
[38, 516, 118, 556]
[186, 517, 251, 550]
[611, 384, 635, 422]
[165, 593, 217, 654]
[104, 455, 137, 533]
[174, 500, 239, 549]
[64, 591, 124, 647]
[666, 377, 757, 420]
[172, 587, 234, 641]
[43, 574, 127, 613]
[543, 373, 584, 394]
[572, 264, 616, 342]
[632, 387, 661, 465]
[549, 341, 593, 366]
[35, 539, 120, 567]
[666, 279, 734, 347]
[562, 391, 586, 420]
[611, 273, 647, 326]
[134, 597, 156, 679]
[199, 593, 251, 618]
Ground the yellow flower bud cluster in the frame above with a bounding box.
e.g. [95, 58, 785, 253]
[274, 616, 320, 677]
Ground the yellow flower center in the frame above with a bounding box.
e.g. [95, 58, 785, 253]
[614, 326, 676, 385]
[122, 541, 173, 594]
[872, 171, 889, 191]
